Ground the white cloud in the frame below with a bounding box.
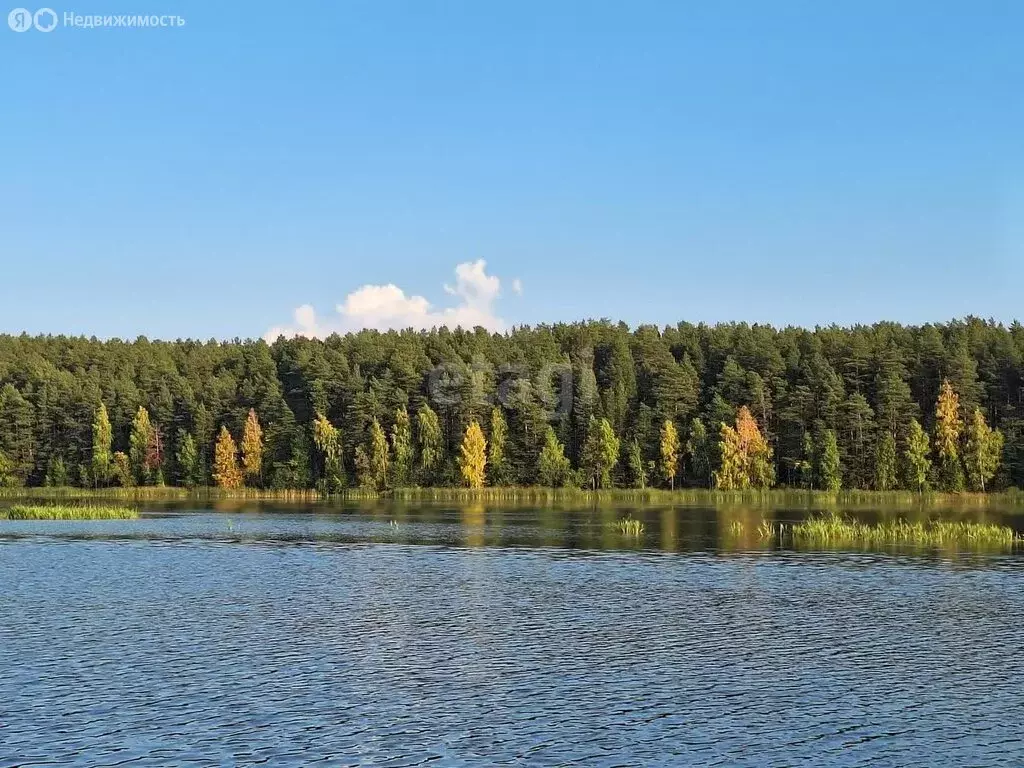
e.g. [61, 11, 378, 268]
[511, 278, 523, 295]
[264, 259, 509, 341]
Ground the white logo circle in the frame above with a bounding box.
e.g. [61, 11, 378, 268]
[33, 7, 56, 31]
[7, 7, 33, 31]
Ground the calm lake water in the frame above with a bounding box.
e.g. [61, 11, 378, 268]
[2, 501, 1023, 766]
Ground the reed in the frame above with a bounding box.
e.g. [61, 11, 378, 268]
[2, 504, 139, 520]
[791, 512, 1019, 549]
[609, 517, 645, 536]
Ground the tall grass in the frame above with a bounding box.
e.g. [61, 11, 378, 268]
[608, 517, 645, 536]
[2, 504, 139, 520]
[791, 512, 1019, 549]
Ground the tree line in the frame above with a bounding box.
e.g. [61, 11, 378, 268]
[0, 317, 1021, 491]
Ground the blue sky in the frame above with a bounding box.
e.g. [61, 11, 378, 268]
[2, 0, 1022, 339]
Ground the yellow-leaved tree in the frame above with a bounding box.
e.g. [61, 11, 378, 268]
[240, 408, 263, 486]
[714, 406, 774, 490]
[212, 426, 243, 489]
[934, 379, 964, 491]
[458, 420, 487, 489]
[659, 419, 680, 490]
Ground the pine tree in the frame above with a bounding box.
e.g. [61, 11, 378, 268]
[816, 429, 842, 491]
[659, 419, 680, 490]
[129, 406, 154, 485]
[874, 430, 897, 491]
[212, 426, 243, 489]
[964, 408, 1004, 492]
[91, 402, 112, 487]
[581, 417, 620, 489]
[905, 418, 931, 492]
[934, 379, 964, 491]
[354, 445, 374, 490]
[488, 407, 508, 486]
[538, 426, 571, 487]
[176, 432, 201, 487]
[458, 420, 488, 488]
[240, 408, 264, 486]
[369, 418, 389, 490]
[390, 405, 413, 487]
[416, 404, 443, 485]
[312, 412, 344, 492]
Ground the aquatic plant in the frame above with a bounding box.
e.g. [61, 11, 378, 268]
[2, 504, 139, 520]
[791, 512, 1019, 549]
[610, 517, 644, 536]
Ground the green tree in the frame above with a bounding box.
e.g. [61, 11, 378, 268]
[240, 408, 264, 486]
[91, 402, 113, 487]
[537, 426, 571, 487]
[659, 419, 680, 490]
[390, 405, 413, 487]
[684, 417, 711, 488]
[369, 418, 390, 490]
[458, 420, 488, 488]
[312, 412, 344, 492]
[581, 417, 620, 489]
[176, 432, 201, 488]
[129, 406, 155, 485]
[627, 438, 648, 489]
[0, 449, 19, 488]
[416, 404, 443, 485]
[112, 451, 133, 487]
[488, 407, 509, 486]
[815, 428, 842, 491]
[904, 418, 931, 492]
[874, 430, 898, 491]
[964, 408, 1004, 492]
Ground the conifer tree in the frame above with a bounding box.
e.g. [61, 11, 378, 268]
[964, 408, 1004, 492]
[874, 430, 897, 491]
[240, 408, 264, 486]
[685, 417, 711, 488]
[816, 428, 842, 491]
[581, 417, 620, 489]
[934, 379, 964, 491]
[212, 426, 243, 489]
[390, 406, 413, 487]
[627, 439, 648, 489]
[458, 420, 487, 488]
[905, 418, 931, 492]
[91, 402, 112, 487]
[176, 432, 201, 487]
[659, 419, 680, 490]
[354, 445, 374, 490]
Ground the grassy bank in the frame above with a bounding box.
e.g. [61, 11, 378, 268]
[0, 485, 1021, 509]
[1, 504, 139, 520]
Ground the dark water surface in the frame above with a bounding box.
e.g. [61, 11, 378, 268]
[2, 503, 1023, 766]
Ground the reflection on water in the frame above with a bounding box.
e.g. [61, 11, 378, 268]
[1, 501, 1023, 765]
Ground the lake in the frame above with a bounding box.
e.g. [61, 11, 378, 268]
[2, 500, 1023, 765]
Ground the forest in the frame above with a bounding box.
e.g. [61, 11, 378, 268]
[0, 317, 1021, 492]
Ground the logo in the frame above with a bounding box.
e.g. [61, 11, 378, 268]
[7, 7, 31, 30]
[8, 6, 56, 30]
[33, 6, 55, 30]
